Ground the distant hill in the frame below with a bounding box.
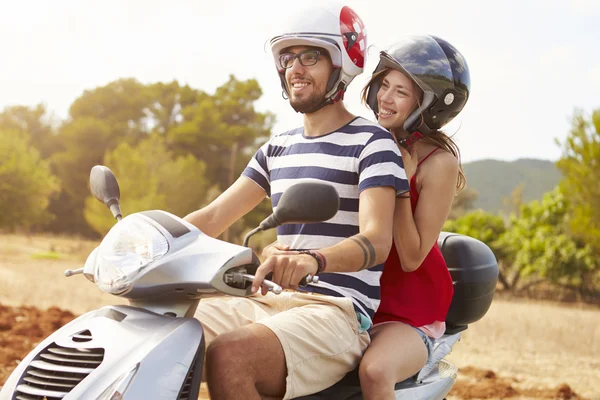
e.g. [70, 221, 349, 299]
[461, 158, 562, 213]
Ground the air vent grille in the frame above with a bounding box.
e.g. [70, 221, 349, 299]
[12, 343, 104, 400]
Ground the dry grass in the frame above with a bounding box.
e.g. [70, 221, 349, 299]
[0, 233, 127, 314]
[445, 297, 600, 399]
[1, 233, 599, 399]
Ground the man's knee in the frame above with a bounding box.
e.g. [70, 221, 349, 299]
[206, 324, 282, 373]
[206, 328, 251, 375]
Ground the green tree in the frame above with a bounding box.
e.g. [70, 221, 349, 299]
[47, 118, 115, 236]
[444, 187, 598, 294]
[49, 78, 155, 234]
[84, 136, 212, 236]
[444, 209, 506, 248]
[146, 81, 199, 135]
[443, 209, 511, 288]
[0, 129, 60, 230]
[0, 104, 58, 159]
[556, 108, 600, 251]
[49, 79, 202, 236]
[169, 75, 274, 190]
[69, 78, 153, 144]
[502, 182, 525, 218]
[168, 75, 275, 242]
[69, 78, 202, 140]
[39, 75, 273, 240]
[498, 187, 596, 293]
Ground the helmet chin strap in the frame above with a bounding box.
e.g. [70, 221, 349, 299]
[396, 99, 435, 148]
[396, 131, 424, 149]
[396, 122, 436, 149]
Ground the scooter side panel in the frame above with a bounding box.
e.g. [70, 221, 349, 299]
[0, 305, 204, 400]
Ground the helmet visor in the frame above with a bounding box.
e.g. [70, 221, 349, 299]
[380, 35, 454, 96]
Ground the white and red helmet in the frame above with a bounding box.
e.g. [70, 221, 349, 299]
[269, 2, 367, 104]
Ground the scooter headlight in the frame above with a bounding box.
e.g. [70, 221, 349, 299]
[95, 215, 169, 294]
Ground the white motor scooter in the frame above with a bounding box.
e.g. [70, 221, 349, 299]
[0, 165, 498, 400]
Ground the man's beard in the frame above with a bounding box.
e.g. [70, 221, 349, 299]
[289, 88, 327, 114]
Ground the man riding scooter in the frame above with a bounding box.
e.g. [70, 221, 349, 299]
[183, 2, 410, 399]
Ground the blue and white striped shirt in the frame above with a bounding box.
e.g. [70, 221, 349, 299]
[242, 117, 410, 319]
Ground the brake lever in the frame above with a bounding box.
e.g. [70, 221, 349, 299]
[242, 273, 319, 295]
[225, 270, 319, 296]
[241, 273, 283, 294]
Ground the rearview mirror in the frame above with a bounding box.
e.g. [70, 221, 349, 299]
[273, 182, 339, 226]
[90, 165, 122, 220]
[242, 182, 340, 247]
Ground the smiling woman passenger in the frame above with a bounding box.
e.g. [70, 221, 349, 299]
[357, 35, 471, 400]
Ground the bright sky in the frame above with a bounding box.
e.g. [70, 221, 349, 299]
[1, 0, 598, 163]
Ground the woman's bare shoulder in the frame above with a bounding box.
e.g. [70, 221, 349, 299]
[426, 149, 458, 169]
[421, 149, 459, 182]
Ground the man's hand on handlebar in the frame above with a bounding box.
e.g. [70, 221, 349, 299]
[252, 252, 319, 295]
[261, 241, 291, 259]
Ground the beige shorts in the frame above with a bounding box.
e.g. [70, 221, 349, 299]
[194, 291, 371, 399]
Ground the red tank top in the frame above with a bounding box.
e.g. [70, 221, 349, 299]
[372, 148, 454, 328]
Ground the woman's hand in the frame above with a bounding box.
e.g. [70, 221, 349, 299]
[399, 146, 418, 182]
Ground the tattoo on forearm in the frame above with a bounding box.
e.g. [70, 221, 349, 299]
[350, 234, 376, 271]
[350, 237, 368, 269]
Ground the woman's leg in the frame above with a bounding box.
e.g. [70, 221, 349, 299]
[359, 322, 429, 400]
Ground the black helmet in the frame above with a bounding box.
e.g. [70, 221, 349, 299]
[366, 34, 471, 136]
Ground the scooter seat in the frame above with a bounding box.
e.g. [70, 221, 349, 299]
[292, 365, 416, 400]
[291, 366, 362, 400]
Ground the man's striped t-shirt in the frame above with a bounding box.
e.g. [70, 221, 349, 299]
[242, 116, 410, 319]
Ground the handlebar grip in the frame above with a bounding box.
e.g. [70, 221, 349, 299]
[265, 273, 318, 287]
[299, 274, 319, 286]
